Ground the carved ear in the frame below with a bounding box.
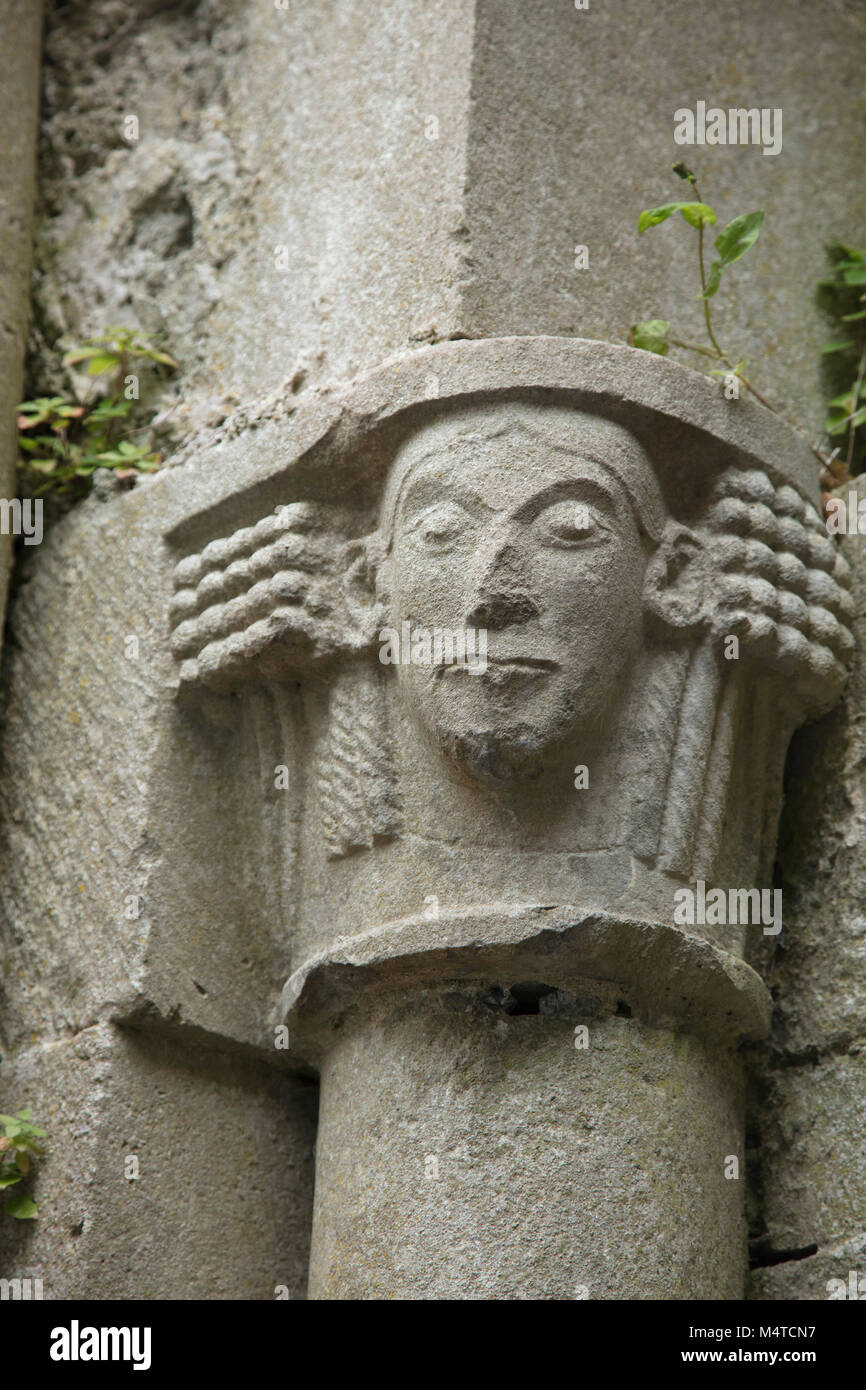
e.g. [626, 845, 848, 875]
[643, 521, 711, 631]
[340, 537, 388, 647]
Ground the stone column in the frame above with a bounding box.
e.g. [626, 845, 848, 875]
[167, 338, 851, 1298]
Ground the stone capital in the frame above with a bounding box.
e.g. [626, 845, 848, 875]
[164, 338, 853, 1054]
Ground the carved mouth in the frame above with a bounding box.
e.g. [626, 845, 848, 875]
[439, 656, 560, 679]
[484, 657, 559, 671]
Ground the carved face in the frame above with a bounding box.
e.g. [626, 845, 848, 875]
[379, 403, 660, 785]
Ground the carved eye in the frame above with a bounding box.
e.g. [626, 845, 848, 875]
[408, 501, 471, 550]
[536, 500, 608, 548]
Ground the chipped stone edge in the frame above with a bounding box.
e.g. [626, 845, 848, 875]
[279, 904, 772, 1055]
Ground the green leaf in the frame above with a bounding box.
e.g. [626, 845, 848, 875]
[638, 203, 682, 232]
[638, 201, 716, 233]
[851, 406, 866, 429]
[826, 241, 864, 264]
[85, 399, 133, 425]
[16, 398, 73, 429]
[700, 211, 764, 300]
[1, 1111, 45, 1141]
[827, 392, 857, 411]
[0, 1173, 22, 1189]
[671, 162, 696, 183]
[680, 203, 717, 229]
[841, 308, 866, 321]
[85, 354, 121, 376]
[629, 319, 670, 355]
[62, 345, 117, 366]
[136, 346, 179, 368]
[843, 266, 866, 285]
[715, 210, 764, 267]
[5, 1192, 37, 1219]
[821, 339, 856, 354]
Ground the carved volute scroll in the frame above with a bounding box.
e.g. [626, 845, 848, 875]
[164, 338, 854, 1045]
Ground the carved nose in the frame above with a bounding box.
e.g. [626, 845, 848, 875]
[467, 539, 538, 629]
[466, 590, 540, 629]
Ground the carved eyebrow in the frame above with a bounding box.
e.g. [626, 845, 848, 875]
[513, 477, 623, 524]
[398, 477, 493, 522]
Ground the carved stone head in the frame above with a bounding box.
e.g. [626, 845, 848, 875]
[168, 340, 854, 903]
[375, 402, 664, 785]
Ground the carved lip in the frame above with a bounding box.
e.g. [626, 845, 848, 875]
[442, 656, 560, 676]
[484, 656, 558, 670]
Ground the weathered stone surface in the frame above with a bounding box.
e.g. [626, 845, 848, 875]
[747, 475, 866, 1283]
[757, 1052, 866, 1251]
[310, 991, 746, 1300]
[30, 2, 866, 445]
[0, 1023, 316, 1299]
[0, 0, 42, 645]
[749, 1232, 866, 1302]
[769, 478, 866, 1055]
[0, 479, 294, 1056]
[463, 0, 866, 437]
[30, 0, 474, 439]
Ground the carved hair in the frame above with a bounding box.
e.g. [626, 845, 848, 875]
[699, 467, 853, 698]
[655, 466, 853, 878]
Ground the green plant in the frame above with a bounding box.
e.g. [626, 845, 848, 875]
[630, 163, 768, 397]
[0, 1109, 46, 1219]
[629, 165, 836, 480]
[17, 327, 178, 499]
[819, 241, 866, 480]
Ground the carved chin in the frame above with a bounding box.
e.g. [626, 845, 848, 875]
[432, 722, 550, 786]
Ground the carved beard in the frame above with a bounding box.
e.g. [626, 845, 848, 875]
[431, 721, 552, 786]
[418, 671, 589, 788]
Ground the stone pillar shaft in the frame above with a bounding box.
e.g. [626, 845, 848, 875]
[309, 992, 746, 1299]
